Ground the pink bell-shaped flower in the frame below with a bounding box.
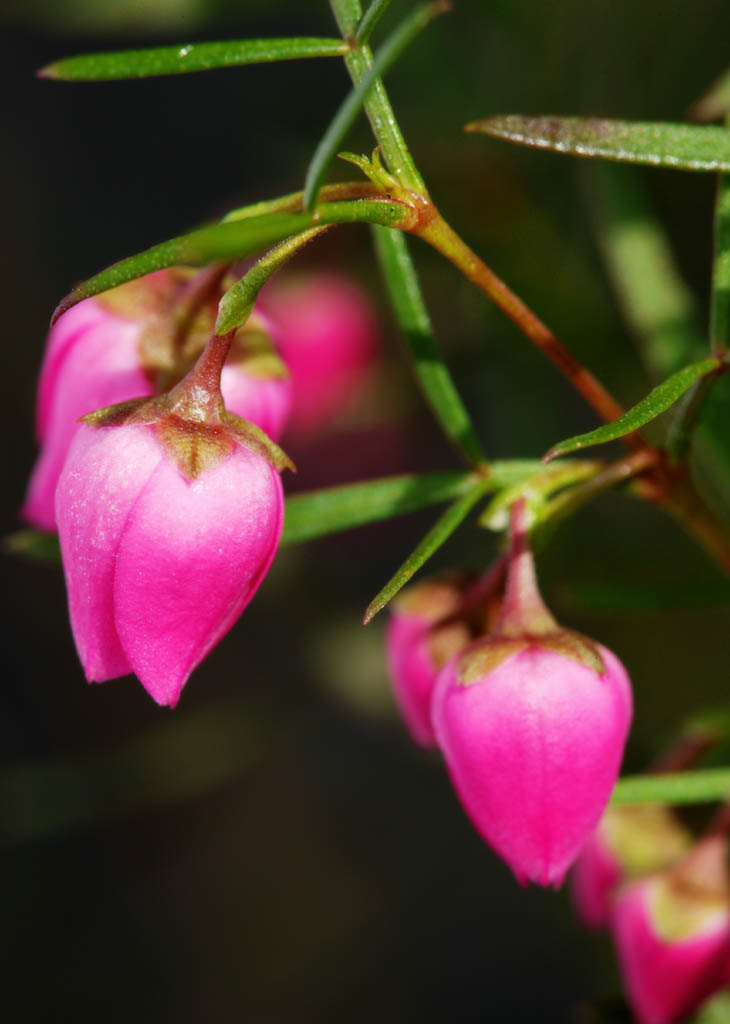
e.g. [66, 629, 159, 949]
[612, 835, 730, 1024]
[431, 500, 633, 887]
[262, 272, 380, 436]
[573, 806, 692, 929]
[386, 575, 474, 748]
[56, 327, 292, 707]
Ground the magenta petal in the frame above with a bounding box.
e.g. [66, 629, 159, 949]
[432, 644, 632, 886]
[35, 299, 113, 442]
[220, 363, 292, 441]
[113, 444, 283, 707]
[23, 316, 152, 531]
[56, 424, 164, 683]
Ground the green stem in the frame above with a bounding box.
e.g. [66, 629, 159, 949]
[305, 2, 446, 211]
[331, 0, 426, 191]
[371, 224, 488, 467]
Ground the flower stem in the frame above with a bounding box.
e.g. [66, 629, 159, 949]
[168, 330, 235, 422]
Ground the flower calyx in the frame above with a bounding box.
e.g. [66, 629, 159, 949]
[83, 330, 294, 481]
[457, 498, 604, 683]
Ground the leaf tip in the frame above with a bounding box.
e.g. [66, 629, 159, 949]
[541, 447, 560, 465]
[362, 604, 378, 625]
[36, 63, 59, 80]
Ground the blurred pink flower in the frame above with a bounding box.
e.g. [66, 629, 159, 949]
[262, 272, 380, 435]
[612, 837, 730, 1024]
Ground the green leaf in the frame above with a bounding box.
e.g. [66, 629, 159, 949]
[304, 1, 447, 210]
[590, 165, 706, 380]
[363, 476, 493, 623]
[356, 0, 391, 44]
[612, 768, 730, 806]
[711, 175, 730, 348]
[372, 225, 488, 467]
[281, 471, 476, 546]
[216, 226, 329, 334]
[39, 37, 351, 81]
[4, 529, 61, 563]
[467, 116, 730, 173]
[544, 357, 722, 462]
[52, 199, 408, 322]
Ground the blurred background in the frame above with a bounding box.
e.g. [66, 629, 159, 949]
[3, 1, 730, 1020]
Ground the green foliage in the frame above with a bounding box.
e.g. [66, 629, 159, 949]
[612, 768, 730, 805]
[544, 358, 722, 462]
[39, 37, 350, 80]
[469, 115, 730, 172]
[372, 225, 488, 467]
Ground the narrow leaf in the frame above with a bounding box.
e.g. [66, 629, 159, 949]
[591, 165, 705, 380]
[612, 768, 730, 806]
[364, 477, 492, 623]
[544, 357, 722, 462]
[281, 471, 475, 546]
[356, 0, 391, 44]
[216, 226, 329, 334]
[304, 1, 448, 210]
[711, 175, 730, 349]
[52, 199, 407, 322]
[468, 116, 730, 173]
[39, 37, 350, 81]
[4, 529, 61, 563]
[372, 225, 488, 467]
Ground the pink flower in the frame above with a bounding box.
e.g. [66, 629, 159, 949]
[573, 806, 692, 930]
[262, 273, 380, 435]
[22, 296, 154, 530]
[55, 329, 290, 707]
[612, 837, 730, 1024]
[386, 576, 473, 747]
[431, 500, 632, 887]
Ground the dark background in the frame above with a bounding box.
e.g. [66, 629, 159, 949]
[3, 1, 730, 1021]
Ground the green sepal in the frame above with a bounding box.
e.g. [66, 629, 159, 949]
[222, 411, 295, 473]
[467, 115, 730, 173]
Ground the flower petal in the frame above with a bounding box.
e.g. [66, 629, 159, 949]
[56, 424, 163, 682]
[113, 444, 283, 707]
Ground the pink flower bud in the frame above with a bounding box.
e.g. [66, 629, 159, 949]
[386, 576, 474, 748]
[573, 806, 692, 929]
[262, 273, 380, 435]
[55, 329, 289, 707]
[431, 500, 632, 887]
[612, 837, 730, 1024]
[23, 297, 154, 530]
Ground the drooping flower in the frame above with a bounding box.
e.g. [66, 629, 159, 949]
[23, 274, 290, 531]
[431, 500, 633, 887]
[572, 805, 692, 929]
[262, 272, 380, 436]
[612, 836, 730, 1024]
[56, 327, 292, 707]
